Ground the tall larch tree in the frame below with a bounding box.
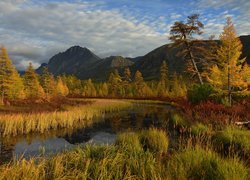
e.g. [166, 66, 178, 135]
[0, 47, 24, 104]
[169, 14, 205, 85]
[207, 18, 249, 105]
[40, 67, 57, 99]
[134, 70, 145, 97]
[123, 67, 132, 96]
[157, 61, 169, 96]
[108, 70, 122, 97]
[56, 76, 69, 97]
[23, 62, 45, 100]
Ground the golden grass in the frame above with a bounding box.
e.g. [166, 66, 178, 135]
[0, 129, 248, 180]
[0, 99, 132, 137]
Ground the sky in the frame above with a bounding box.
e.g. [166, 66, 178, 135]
[0, 0, 249, 70]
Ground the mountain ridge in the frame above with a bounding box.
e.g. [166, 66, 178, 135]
[36, 35, 250, 81]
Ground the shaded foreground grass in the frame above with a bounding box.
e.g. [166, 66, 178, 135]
[0, 128, 249, 180]
[0, 99, 132, 137]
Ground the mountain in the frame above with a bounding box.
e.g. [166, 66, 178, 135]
[75, 56, 134, 81]
[133, 35, 250, 80]
[37, 35, 250, 81]
[37, 46, 101, 75]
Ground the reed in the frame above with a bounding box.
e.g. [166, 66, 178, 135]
[0, 99, 132, 137]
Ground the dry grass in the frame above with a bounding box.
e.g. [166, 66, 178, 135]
[0, 99, 132, 137]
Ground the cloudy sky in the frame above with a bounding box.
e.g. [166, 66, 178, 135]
[1, 0, 249, 70]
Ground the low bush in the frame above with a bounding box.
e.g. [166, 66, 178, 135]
[187, 84, 214, 104]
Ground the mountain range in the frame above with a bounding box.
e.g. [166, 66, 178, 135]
[37, 35, 250, 81]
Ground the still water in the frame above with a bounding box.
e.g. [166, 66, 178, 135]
[0, 103, 175, 163]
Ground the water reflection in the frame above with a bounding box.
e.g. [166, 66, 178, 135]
[0, 103, 175, 163]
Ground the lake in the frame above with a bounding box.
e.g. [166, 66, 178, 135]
[0, 102, 176, 164]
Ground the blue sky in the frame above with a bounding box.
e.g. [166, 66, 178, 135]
[0, 0, 249, 70]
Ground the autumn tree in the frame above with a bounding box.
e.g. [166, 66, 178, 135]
[61, 75, 83, 96]
[207, 18, 250, 105]
[0, 47, 24, 104]
[157, 61, 169, 97]
[40, 67, 57, 99]
[100, 82, 108, 97]
[83, 79, 96, 97]
[134, 70, 145, 97]
[168, 73, 187, 97]
[23, 62, 45, 100]
[169, 14, 205, 85]
[123, 67, 132, 96]
[108, 70, 122, 97]
[56, 76, 69, 97]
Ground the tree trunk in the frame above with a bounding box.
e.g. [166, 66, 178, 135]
[185, 41, 204, 85]
[228, 63, 232, 106]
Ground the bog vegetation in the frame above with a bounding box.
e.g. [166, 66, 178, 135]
[0, 15, 250, 179]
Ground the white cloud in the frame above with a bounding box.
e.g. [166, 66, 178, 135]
[0, 0, 167, 70]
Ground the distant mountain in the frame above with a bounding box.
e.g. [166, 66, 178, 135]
[133, 35, 250, 80]
[36, 47, 134, 80]
[37, 35, 250, 81]
[83, 56, 134, 81]
[37, 46, 101, 75]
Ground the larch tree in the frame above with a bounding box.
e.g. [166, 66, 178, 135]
[40, 67, 57, 99]
[83, 79, 96, 97]
[207, 18, 249, 105]
[169, 14, 206, 85]
[108, 70, 122, 97]
[157, 61, 169, 97]
[23, 62, 45, 100]
[56, 76, 69, 97]
[134, 70, 145, 97]
[0, 47, 24, 104]
[123, 67, 132, 95]
[101, 82, 109, 97]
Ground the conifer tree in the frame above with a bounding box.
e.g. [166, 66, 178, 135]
[56, 76, 69, 97]
[123, 67, 132, 96]
[157, 61, 169, 97]
[0, 47, 24, 104]
[207, 18, 249, 105]
[101, 82, 109, 97]
[170, 14, 206, 85]
[108, 70, 122, 97]
[134, 70, 145, 97]
[40, 67, 57, 99]
[83, 79, 96, 97]
[23, 62, 45, 100]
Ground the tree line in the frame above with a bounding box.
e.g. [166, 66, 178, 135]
[0, 16, 249, 105]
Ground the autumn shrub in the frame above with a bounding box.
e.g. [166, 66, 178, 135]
[187, 84, 214, 104]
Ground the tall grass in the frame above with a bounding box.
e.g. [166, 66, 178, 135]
[212, 126, 250, 161]
[0, 99, 132, 137]
[167, 145, 249, 180]
[0, 129, 248, 180]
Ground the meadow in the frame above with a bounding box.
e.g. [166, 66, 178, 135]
[0, 99, 132, 137]
[0, 128, 249, 180]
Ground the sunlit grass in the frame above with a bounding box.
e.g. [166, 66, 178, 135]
[0, 129, 249, 180]
[167, 145, 249, 180]
[212, 126, 250, 158]
[0, 99, 132, 137]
